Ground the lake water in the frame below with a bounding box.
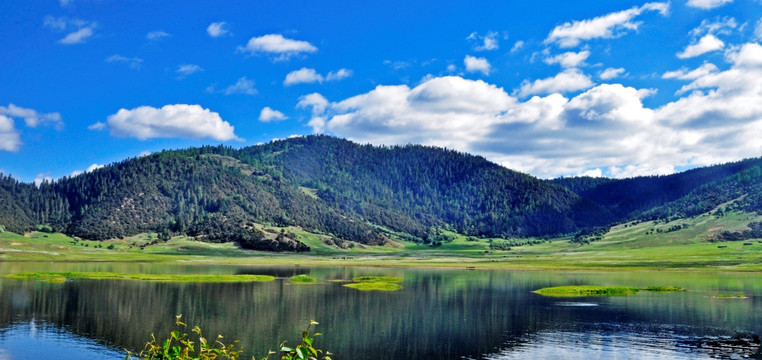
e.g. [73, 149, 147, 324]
[0, 262, 760, 359]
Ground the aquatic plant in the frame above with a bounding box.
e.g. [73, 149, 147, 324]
[125, 316, 332, 360]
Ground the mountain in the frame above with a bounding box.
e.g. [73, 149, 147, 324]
[0, 135, 610, 251]
[550, 157, 762, 223]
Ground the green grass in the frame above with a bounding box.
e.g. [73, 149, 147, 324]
[3, 272, 276, 283]
[353, 276, 403, 283]
[712, 294, 748, 299]
[534, 285, 686, 296]
[290, 274, 318, 283]
[343, 282, 404, 291]
[641, 286, 686, 292]
[3, 204, 762, 272]
[534, 286, 641, 296]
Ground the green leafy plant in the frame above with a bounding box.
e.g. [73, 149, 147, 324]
[125, 315, 243, 360]
[277, 320, 332, 360]
[125, 316, 332, 360]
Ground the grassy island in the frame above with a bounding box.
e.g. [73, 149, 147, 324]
[3, 272, 276, 283]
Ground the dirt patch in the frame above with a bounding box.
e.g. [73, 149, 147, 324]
[708, 226, 724, 233]
[10, 242, 23, 246]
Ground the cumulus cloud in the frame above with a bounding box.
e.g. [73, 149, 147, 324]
[207, 22, 230, 37]
[517, 69, 594, 97]
[176, 64, 203, 78]
[677, 34, 724, 58]
[238, 34, 317, 61]
[147, 30, 171, 40]
[599, 67, 626, 80]
[662, 63, 719, 80]
[34, 173, 53, 187]
[71, 163, 104, 177]
[467, 31, 499, 51]
[293, 50, 762, 179]
[106, 54, 143, 70]
[104, 104, 241, 141]
[545, 2, 669, 48]
[326, 68, 353, 81]
[283, 67, 352, 85]
[0, 115, 21, 152]
[259, 107, 288, 122]
[686, 0, 733, 9]
[464, 55, 491, 75]
[0, 104, 63, 130]
[544, 50, 590, 68]
[284, 68, 323, 85]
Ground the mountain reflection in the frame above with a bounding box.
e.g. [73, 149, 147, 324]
[0, 266, 761, 359]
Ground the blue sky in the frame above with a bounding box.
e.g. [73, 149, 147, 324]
[2, 0, 762, 183]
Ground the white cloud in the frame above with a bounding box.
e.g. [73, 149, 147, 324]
[147, 30, 171, 40]
[686, 0, 733, 9]
[599, 67, 626, 80]
[43, 16, 67, 30]
[238, 34, 317, 61]
[60, 26, 94, 44]
[517, 69, 594, 97]
[467, 31, 499, 51]
[105, 104, 241, 141]
[511, 41, 525, 53]
[284, 68, 323, 85]
[34, 173, 52, 187]
[88, 122, 106, 130]
[0, 115, 21, 152]
[297, 93, 329, 115]
[259, 107, 288, 122]
[580, 168, 603, 177]
[689, 17, 737, 38]
[207, 22, 230, 37]
[223, 77, 257, 95]
[59, 0, 72, 6]
[544, 50, 590, 68]
[284, 68, 353, 86]
[545, 2, 669, 48]
[446, 64, 457, 72]
[755, 19, 762, 41]
[106, 54, 143, 70]
[0, 104, 63, 129]
[677, 34, 724, 58]
[464, 55, 491, 75]
[326, 68, 352, 81]
[86, 163, 103, 172]
[176, 64, 203, 78]
[44, 16, 96, 44]
[662, 63, 719, 80]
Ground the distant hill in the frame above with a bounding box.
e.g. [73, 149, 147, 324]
[0, 135, 610, 251]
[549, 157, 762, 222]
[3, 135, 761, 252]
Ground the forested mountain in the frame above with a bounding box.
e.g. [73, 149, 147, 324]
[0, 136, 609, 251]
[3, 135, 762, 252]
[550, 157, 762, 222]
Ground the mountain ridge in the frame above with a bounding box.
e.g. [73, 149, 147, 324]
[2, 135, 761, 251]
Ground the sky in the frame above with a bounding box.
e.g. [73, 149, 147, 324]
[2, 0, 762, 184]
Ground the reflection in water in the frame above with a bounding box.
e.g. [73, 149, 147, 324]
[0, 264, 761, 359]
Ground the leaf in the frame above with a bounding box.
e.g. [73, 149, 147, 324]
[296, 347, 305, 359]
[280, 346, 293, 352]
[309, 320, 319, 325]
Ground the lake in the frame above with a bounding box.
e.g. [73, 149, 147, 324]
[0, 262, 760, 359]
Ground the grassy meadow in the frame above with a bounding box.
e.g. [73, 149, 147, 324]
[2, 205, 762, 272]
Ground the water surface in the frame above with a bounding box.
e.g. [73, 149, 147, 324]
[0, 262, 760, 359]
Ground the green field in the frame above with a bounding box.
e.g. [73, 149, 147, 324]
[2, 206, 762, 272]
[3, 271, 275, 283]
